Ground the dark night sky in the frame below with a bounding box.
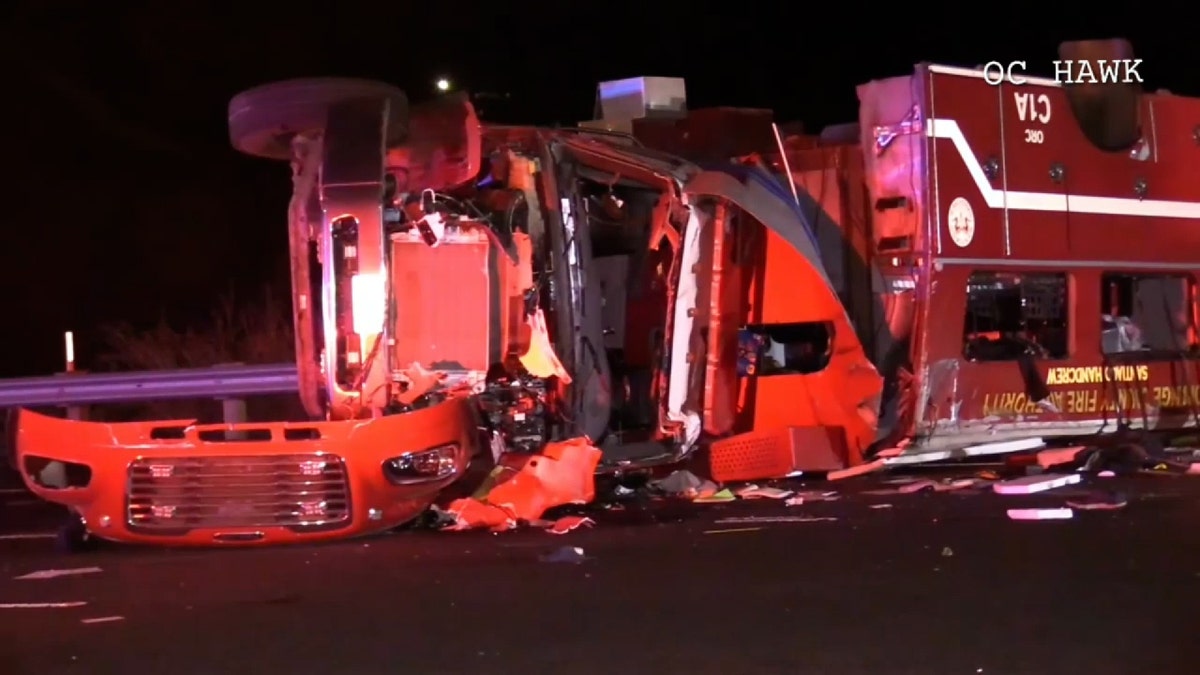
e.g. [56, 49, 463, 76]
[3, 1, 1190, 376]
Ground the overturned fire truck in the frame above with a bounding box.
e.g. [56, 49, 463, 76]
[15, 39, 1200, 546]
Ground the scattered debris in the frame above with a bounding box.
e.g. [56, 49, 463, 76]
[827, 458, 885, 481]
[715, 516, 838, 524]
[693, 489, 735, 503]
[1007, 508, 1074, 521]
[866, 477, 979, 495]
[704, 527, 764, 535]
[0, 601, 87, 609]
[612, 485, 637, 498]
[1065, 492, 1128, 511]
[539, 546, 589, 564]
[81, 616, 124, 624]
[544, 516, 595, 534]
[941, 546, 954, 557]
[735, 485, 794, 500]
[880, 476, 925, 485]
[441, 438, 602, 531]
[15, 567, 103, 581]
[651, 470, 718, 498]
[869, 503, 893, 509]
[792, 490, 839, 502]
[1037, 446, 1086, 468]
[1097, 470, 1116, 478]
[993, 473, 1082, 495]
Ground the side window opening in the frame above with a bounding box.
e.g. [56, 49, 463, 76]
[738, 322, 833, 376]
[963, 272, 1069, 361]
[1100, 273, 1197, 354]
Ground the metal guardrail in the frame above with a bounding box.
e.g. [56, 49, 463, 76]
[0, 363, 298, 408]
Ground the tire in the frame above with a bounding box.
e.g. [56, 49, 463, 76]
[228, 77, 410, 160]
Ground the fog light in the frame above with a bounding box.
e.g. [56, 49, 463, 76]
[382, 444, 459, 484]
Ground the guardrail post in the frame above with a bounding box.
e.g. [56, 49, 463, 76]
[55, 369, 89, 421]
[217, 362, 248, 439]
[221, 397, 247, 424]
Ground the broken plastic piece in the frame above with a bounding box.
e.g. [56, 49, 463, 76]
[1037, 446, 1086, 469]
[442, 437, 602, 531]
[1007, 508, 1074, 521]
[993, 472, 1082, 495]
[395, 361, 446, 406]
[518, 308, 572, 382]
[546, 516, 595, 534]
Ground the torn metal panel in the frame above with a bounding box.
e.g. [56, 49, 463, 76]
[884, 437, 1045, 465]
[685, 166, 883, 464]
[916, 357, 962, 434]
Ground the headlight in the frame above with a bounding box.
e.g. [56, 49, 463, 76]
[382, 444, 459, 484]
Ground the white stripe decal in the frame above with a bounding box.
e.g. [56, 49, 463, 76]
[926, 118, 1200, 219]
[927, 64, 1062, 88]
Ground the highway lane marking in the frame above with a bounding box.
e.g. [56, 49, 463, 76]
[715, 516, 839, 524]
[0, 533, 56, 541]
[0, 601, 87, 609]
[15, 567, 103, 581]
[0, 488, 30, 494]
[703, 527, 764, 534]
[81, 616, 124, 624]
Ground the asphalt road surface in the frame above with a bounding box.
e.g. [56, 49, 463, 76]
[3, 467, 1200, 675]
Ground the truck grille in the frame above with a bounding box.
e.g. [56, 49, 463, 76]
[126, 454, 351, 534]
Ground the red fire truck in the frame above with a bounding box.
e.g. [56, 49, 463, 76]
[15, 39, 1198, 546]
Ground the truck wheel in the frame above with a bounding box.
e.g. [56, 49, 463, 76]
[228, 77, 410, 160]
